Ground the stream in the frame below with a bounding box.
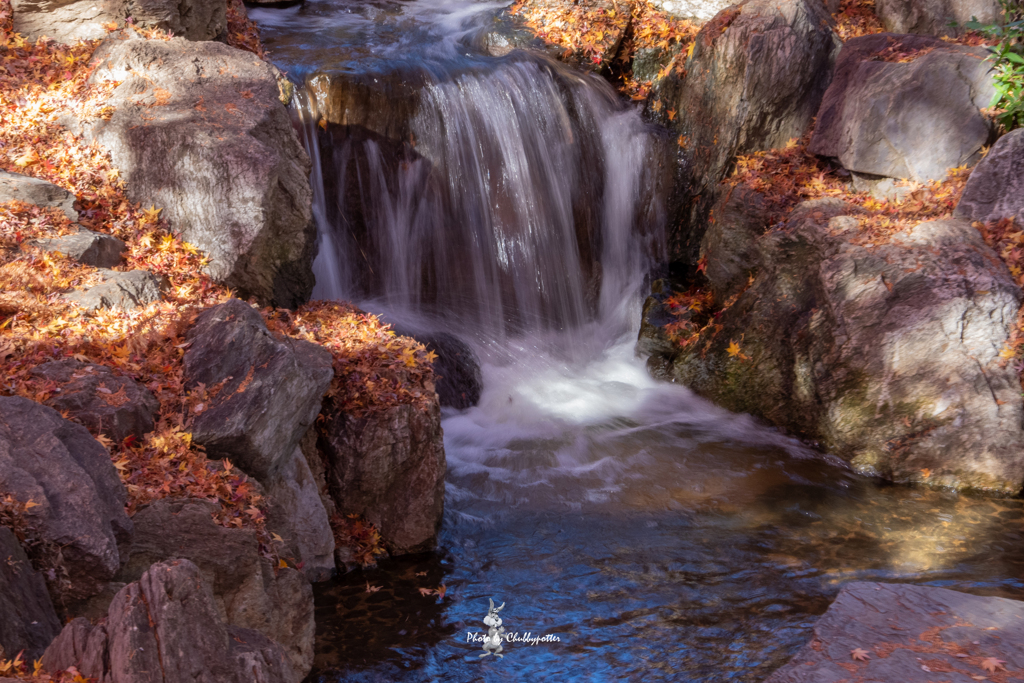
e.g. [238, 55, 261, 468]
[250, 2, 1024, 681]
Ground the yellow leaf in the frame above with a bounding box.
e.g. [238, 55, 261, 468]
[727, 341, 742, 357]
[23, 500, 40, 509]
[271, 532, 284, 543]
[278, 558, 288, 569]
[318, 118, 327, 130]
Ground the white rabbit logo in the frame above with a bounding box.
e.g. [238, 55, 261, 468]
[479, 598, 506, 659]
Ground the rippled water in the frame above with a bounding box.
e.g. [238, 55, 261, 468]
[251, 3, 1024, 681]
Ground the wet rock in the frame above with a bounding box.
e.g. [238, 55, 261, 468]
[82, 34, 315, 307]
[64, 269, 164, 312]
[0, 170, 77, 220]
[28, 228, 125, 269]
[30, 360, 159, 443]
[265, 447, 336, 582]
[118, 499, 314, 683]
[650, 202, 1024, 492]
[42, 559, 291, 683]
[12, 0, 226, 44]
[0, 396, 132, 602]
[701, 184, 770, 304]
[636, 279, 678, 360]
[809, 33, 996, 182]
[394, 329, 482, 410]
[765, 582, 1024, 682]
[320, 399, 446, 554]
[876, 0, 1001, 36]
[652, 0, 838, 265]
[955, 128, 1024, 226]
[183, 299, 333, 483]
[0, 527, 61, 660]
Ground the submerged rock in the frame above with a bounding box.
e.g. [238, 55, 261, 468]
[42, 559, 291, 683]
[809, 33, 996, 182]
[647, 201, 1024, 492]
[766, 582, 1024, 682]
[320, 400, 446, 555]
[955, 128, 1024, 227]
[0, 170, 77, 220]
[82, 35, 315, 307]
[0, 397, 132, 603]
[0, 527, 61, 661]
[652, 0, 838, 265]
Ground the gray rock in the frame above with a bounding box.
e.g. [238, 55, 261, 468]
[0, 396, 132, 602]
[653, 0, 839, 265]
[12, 0, 226, 44]
[652, 202, 1024, 492]
[43, 559, 291, 683]
[809, 33, 996, 182]
[29, 228, 125, 268]
[30, 360, 159, 444]
[265, 447, 335, 582]
[183, 299, 333, 484]
[0, 527, 61, 660]
[766, 582, 1024, 682]
[0, 170, 77, 220]
[81, 35, 316, 308]
[321, 399, 446, 555]
[955, 128, 1024, 226]
[64, 269, 163, 311]
[701, 183, 770, 304]
[648, 0, 738, 22]
[394, 329, 482, 410]
[636, 279, 681, 360]
[876, 0, 1002, 36]
[118, 498, 314, 683]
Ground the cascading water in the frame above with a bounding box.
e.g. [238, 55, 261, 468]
[251, 2, 1024, 681]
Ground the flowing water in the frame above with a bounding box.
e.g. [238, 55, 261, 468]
[252, 2, 1024, 681]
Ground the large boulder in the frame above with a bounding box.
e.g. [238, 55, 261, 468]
[0, 397, 132, 602]
[649, 201, 1024, 492]
[766, 582, 1024, 682]
[118, 499, 314, 683]
[81, 35, 315, 308]
[30, 360, 159, 444]
[876, 0, 1002, 36]
[700, 183, 770, 303]
[42, 559, 290, 683]
[0, 170, 77, 221]
[183, 299, 333, 483]
[0, 527, 61, 661]
[955, 128, 1024, 226]
[393, 328, 483, 410]
[12, 0, 226, 44]
[809, 33, 996, 182]
[651, 0, 839, 264]
[265, 447, 336, 582]
[320, 400, 446, 555]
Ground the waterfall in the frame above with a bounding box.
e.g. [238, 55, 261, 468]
[293, 55, 668, 346]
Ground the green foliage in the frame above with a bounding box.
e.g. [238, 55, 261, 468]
[965, 0, 1024, 131]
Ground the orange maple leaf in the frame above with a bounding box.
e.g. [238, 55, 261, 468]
[980, 657, 1006, 673]
[851, 647, 870, 661]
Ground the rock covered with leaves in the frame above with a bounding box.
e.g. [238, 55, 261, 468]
[809, 33, 997, 183]
[12, 0, 226, 44]
[80, 33, 316, 308]
[42, 559, 292, 683]
[766, 582, 1024, 682]
[28, 228, 125, 269]
[650, 0, 839, 264]
[0, 397, 133, 603]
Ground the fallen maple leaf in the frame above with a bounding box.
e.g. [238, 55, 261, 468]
[980, 657, 1006, 673]
[365, 582, 382, 593]
[418, 587, 433, 596]
[851, 647, 870, 661]
[726, 340, 742, 357]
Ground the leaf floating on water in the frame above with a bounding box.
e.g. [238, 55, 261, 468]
[365, 582, 382, 594]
